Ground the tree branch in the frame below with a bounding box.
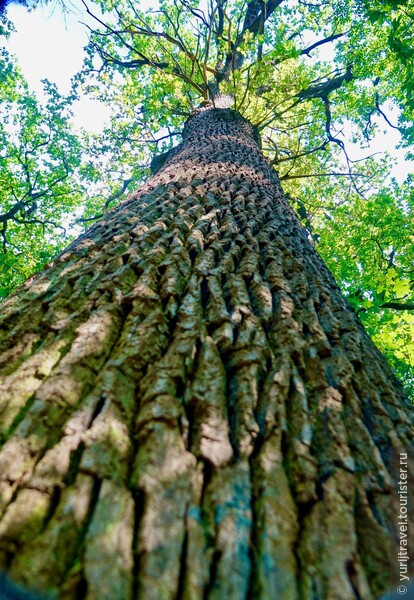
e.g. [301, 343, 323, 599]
[216, 0, 285, 84]
[76, 178, 134, 225]
[374, 93, 403, 132]
[299, 31, 349, 57]
[270, 141, 329, 165]
[0, 200, 27, 224]
[280, 172, 368, 180]
[297, 64, 353, 101]
[82, 2, 172, 72]
[104, 178, 133, 210]
[381, 301, 414, 311]
[89, 39, 169, 71]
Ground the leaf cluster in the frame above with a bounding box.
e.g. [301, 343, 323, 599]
[0, 45, 83, 297]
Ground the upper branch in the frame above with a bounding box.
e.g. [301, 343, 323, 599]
[381, 301, 414, 311]
[299, 31, 349, 57]
[216, 0, 284, 84]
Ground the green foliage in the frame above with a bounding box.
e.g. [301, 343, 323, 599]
[311, 178, 414, 396]
[0, 44, 83, 297]
[358, 0, 414, 112]
[0, 17, 151, 296]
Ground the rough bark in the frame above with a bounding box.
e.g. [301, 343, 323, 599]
[0, 108, 412, 600]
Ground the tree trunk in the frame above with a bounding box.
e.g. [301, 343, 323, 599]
[0, 108, 412, 600]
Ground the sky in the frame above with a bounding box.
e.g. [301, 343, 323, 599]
[4, 0, 413, 182]
[6, 0, 111, 131]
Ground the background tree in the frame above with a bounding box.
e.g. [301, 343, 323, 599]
[0, 1, 413, 598]
[0, 42, 84, 297]
[0, 15, 150, 299]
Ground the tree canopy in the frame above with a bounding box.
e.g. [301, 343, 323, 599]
[1, 0, 413, 394]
